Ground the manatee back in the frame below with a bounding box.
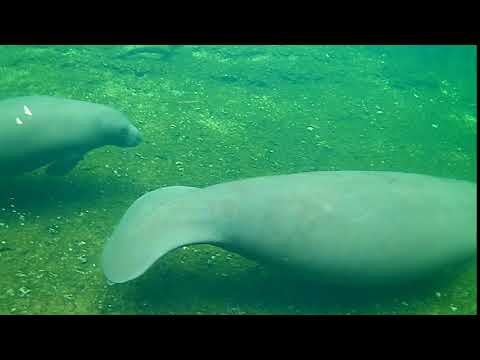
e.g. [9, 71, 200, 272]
[210, 171, 476, 284]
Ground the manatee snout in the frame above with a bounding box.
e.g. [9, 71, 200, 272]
[100, 108, 143, 148]
[123, 124, 142, 147]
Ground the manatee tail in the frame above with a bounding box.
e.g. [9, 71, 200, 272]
[101, 186, 220, 284]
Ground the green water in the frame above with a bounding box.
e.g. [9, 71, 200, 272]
[0, 45, 476, 315]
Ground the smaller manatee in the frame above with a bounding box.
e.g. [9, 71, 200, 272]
[0, 96, 142, 176]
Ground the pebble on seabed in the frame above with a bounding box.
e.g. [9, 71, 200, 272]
[18, 287, 31, 297]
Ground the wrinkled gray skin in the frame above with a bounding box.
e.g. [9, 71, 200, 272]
[101, 171, 476, 287]
[0, 96, 142, 176]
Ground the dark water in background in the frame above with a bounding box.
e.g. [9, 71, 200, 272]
[0, 45, 476, 314]
[366, 45, 476, 103]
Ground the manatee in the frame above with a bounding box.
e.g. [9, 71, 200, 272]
[0, 96, 142, 176]
[101, 171, 476, 287]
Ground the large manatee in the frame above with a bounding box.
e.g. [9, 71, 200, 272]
[0, 96, 142, 176]
[101, 171, 476, 287]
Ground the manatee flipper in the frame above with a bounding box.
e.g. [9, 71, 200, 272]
[45, 152, 85, 176]
[101, 186, 219, 283]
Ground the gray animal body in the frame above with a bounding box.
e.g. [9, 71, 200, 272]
[0, 96, 142, 175]
[101, 171, 476, 286]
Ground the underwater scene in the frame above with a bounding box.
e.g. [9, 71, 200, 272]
[0, 45, 476, 315]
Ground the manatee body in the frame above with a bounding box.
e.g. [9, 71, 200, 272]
[0, 96, 142, 176]
[101, 171, 477, 286]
